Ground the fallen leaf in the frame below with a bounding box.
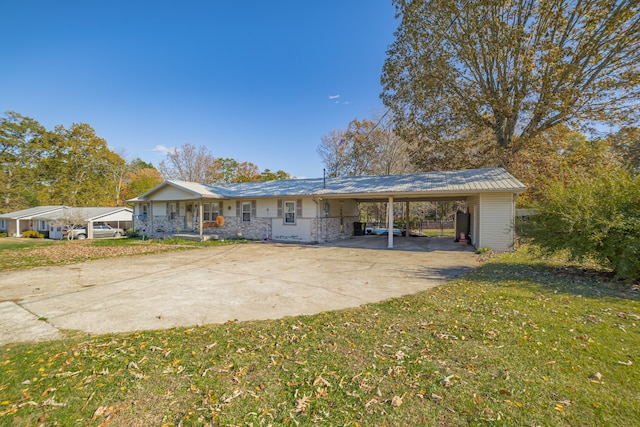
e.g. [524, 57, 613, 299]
[391, 395, 403, 407]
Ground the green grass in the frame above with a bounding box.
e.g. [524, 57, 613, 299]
[417, 228, 455, 237]
[1, 247, 638, 426]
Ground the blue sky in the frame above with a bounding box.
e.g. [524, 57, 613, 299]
[1, 1, 398, 179]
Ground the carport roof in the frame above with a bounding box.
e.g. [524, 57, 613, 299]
[132, 168, 525, 201]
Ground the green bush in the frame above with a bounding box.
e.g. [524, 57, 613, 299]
[0, 232, 7, 238]
[22, 230, 44, 239]
[521, 169, 640, 280]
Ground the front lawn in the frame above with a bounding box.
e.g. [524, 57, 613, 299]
[0, 238, 242, 271]
[1, 247, 638, 426]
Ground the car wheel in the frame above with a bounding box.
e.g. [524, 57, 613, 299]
[115, 232, 122, 237]
[77, 234, 87, 240]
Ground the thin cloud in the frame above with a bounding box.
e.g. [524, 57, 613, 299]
[328, 94, 340, 99]
[152, 144, 174, 155]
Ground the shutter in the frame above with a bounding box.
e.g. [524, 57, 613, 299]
[236, 201, 240, 217]
[277, 199, 283, 217]
[296, 199, 302, 218]
[251, 200, 257, 219]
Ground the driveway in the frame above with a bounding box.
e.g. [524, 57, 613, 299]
[0, 237, 478, 345]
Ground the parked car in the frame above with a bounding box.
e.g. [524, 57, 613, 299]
[62, 224, 125, 240]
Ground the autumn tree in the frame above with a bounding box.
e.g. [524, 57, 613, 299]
[159, 143, 291, 184]
[0, 112, 49, 210]
[608, 127, 640, 173]
[382, 0, 640, 167]
[510, 126, 623, 205]
[39, 123, 126, 207]
[121, 158, 163, 201]
[318, 115, 411, 177]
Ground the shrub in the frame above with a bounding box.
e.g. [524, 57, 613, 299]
[22, 230, 44, 239]
[521, 169, 640, 280]
[0, 232, 7, 238]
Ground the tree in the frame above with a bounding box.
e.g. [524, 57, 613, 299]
[317, 115, 412, 177]
[260, 169, 291, 181]
[122, 167, 163, 201]
[521, 167, 640, 280]
[382, 0, 640, 165]
[39, 123, 125, 207]
[158, 143, 218, 183]
[510, 126, 623, 205]
[608, 127, 640, 173]
[0, 112, 49, 210]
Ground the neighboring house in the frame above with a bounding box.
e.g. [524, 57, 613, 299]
[129, 168, 526, 252]
[0, 206, 132, 239]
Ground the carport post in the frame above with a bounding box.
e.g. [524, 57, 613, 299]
[387, 196, 394, 249]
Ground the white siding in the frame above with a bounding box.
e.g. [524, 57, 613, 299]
[478, 193, 515, 252]
[271, 218, 312, 242]
[152, 186, 197, 201]
[152, 202, 167, 216]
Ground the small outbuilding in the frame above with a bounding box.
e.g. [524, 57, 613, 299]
[129, 168, 526, 252]
[0, 206, 133, 239]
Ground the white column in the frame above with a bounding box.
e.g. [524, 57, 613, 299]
[387, 196, 394, 249]
[88, 221, 94, 239]
[199, 202, 204, 241]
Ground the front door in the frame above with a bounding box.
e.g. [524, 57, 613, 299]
[185, 203, 194, 230]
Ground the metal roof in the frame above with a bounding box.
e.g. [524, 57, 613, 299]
[137, 168, 525, 200]
[32, 207, 133, 221]
[0, 206, 64, 219]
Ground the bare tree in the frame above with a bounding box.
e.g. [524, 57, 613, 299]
[158, 143, 218, 183]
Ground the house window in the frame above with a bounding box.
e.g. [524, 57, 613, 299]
[203, 203, 211, 221]
[0, 219, 5, 230]
[242, 202, 251, 222]
[211, 203, 220, 220]
[141, 204, 149, 216]
[169, 203, 177, 220]
[36, 220, 47, 231]
[284, 201, 296, 224]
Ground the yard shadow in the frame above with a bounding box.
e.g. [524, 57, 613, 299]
[465, 260, 640, 302]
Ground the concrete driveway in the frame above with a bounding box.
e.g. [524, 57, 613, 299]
[0, 237, 478, 345]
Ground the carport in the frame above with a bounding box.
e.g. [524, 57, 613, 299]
[313, 168, 526, 252]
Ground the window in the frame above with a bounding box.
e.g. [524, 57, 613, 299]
[203, 203, 211, 221]
[284, 201, 296, 224]
[141, 204, 148, 216]
[36, 220, 47, 231]
[0, 219, 5, 230]
[211, 203, 220, 220]
[169, 203, 177, 220]
[242, 202, 251, 222]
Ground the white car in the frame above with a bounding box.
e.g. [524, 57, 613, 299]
[63, 224, 125, 240]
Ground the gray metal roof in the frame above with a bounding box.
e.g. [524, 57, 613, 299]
[32, 207, 133, 221]
[0, 206, 64, 219]
[141, 168, 525, 200]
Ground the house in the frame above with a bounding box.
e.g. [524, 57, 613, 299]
[0, 206, 133, 238]
[129, 168, 526, 252]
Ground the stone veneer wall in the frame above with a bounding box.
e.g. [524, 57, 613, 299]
[313, 216, 358, 242]
[134, 214, 359, 242]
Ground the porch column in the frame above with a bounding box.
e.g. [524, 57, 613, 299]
[88, 221, 94, 239]
[387, 196, 394, 249]
[405, 201, 410, 237]
[199, 202, 204, 241]
[16, 219, 21, 237]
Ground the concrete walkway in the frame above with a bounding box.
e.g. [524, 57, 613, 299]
[0, 237, 478, 345]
